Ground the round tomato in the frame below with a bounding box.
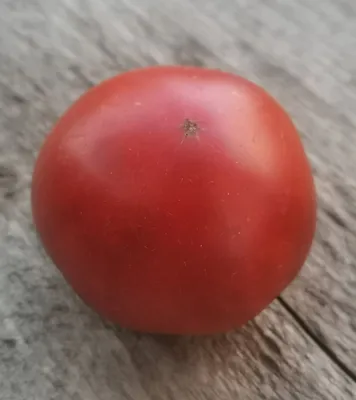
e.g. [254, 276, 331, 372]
[32, 66, 316, 334]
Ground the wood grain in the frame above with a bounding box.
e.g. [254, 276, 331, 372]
[0, 1, 355, 399]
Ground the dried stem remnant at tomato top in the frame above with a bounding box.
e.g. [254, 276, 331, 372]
[182, 118, 200, 138]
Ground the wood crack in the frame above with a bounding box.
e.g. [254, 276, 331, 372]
[277, 296, 356, 382]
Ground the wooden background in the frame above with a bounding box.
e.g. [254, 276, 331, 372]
[0, 1, 355, 399]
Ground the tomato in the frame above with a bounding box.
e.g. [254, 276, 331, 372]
[32, 66, 316, 334]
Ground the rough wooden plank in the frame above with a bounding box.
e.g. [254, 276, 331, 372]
[0, 0, 355, 399]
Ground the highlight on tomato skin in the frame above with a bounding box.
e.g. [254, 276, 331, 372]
[31, 65, 317, 335]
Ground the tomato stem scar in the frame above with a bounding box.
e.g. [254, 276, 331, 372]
[181, 118, 200, 139]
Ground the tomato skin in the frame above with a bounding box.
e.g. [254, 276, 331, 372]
[32, 66, 316, 334]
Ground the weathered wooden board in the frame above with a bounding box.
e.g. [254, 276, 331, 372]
[0, 0, 355, 399]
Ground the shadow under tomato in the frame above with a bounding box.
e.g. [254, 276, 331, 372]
[113, 316, 286, 393]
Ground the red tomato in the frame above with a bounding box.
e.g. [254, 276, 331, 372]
[32, 66, 316, 334]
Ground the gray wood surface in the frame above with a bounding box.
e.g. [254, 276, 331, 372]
[0, 0, 355, 399]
